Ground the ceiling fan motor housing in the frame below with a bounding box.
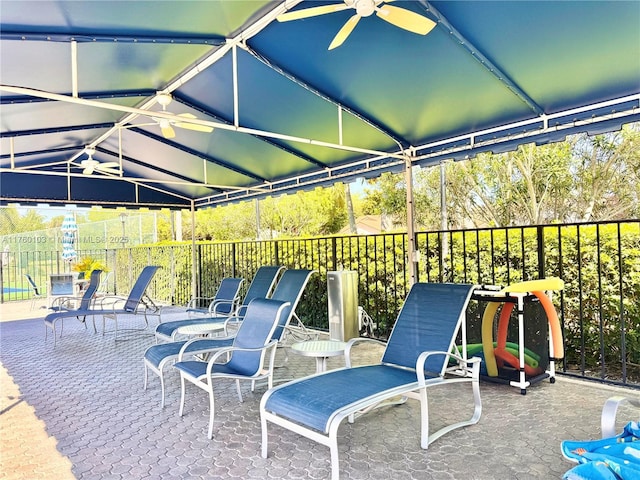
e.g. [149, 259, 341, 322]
[354, 0, 377, 17]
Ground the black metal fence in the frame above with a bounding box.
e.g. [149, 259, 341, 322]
[2, 219, 638, 388]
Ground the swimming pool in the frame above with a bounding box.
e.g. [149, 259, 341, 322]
[2, 287, 29, 294]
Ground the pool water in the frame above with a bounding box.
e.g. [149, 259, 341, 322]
[2, 287, 29, 294]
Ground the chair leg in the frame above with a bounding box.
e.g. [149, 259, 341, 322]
[235, 379, 243, 402]
[178, 375, 186, 417]
[207, 385, 216, 440]
[419, 388, 430, 449]
[261, 415, 269, 458]
[329, 429, 341, 480]
[143, 364, 148, 391]
[159, 368, 166, 409]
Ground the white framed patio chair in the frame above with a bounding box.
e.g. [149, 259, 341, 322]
[260, 282, 482, 480]
[143, 268, 314, 408]
[173, 297, 290, 439]
[155, 266, 284, 342]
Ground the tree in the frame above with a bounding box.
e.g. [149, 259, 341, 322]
[260, 185, 348, 237]
[571, 125, 640, 221]
[0, 207, 19, 236]
[14, 209, 46, 233]
[190, 203, 256, 241]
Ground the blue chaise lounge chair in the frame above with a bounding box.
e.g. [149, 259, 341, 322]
[44, 269, 102, 344]
[97, 265, 161, 340]
[45, 266, 160, 342]
[173, 297, 291, 439]
[155, 266, 283, 342]
[143, 268, 314, 408]
[260, 282, 482, 480]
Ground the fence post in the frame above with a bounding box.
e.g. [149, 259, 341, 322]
[196, 244, 202, 298]
[331, 237, 337, 271]
[0, 260, 4, 304]
[231, 243, 237, 277]
[537, 225, 546, 279]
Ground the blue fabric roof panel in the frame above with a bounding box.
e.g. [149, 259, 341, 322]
[1, 0, 638, 208]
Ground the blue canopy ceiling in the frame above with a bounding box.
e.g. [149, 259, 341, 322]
[1, 0, 639, 209]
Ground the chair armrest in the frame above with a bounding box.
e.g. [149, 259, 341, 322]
[205, 340, 279, 376]
[208, 298, 238, 316]
[186, 296, 216, 310]
[50, 295, 78, 310]
[344, 337, 387, 368]
[177, 336, 236, 361]
[416, 351, 482, 385]
[96, 295, 126, 310]
[221, 315, 243, 335]
[601, 395, 640, 438]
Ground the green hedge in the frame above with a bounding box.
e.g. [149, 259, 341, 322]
[117, 220, 640, 383]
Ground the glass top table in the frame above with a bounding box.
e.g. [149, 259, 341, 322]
[290, 339, 347, 373]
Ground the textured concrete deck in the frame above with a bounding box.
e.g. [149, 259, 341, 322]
[1, 301, 638, 480]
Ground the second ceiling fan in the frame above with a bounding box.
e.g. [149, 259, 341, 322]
[79, 147, 120, 175]
[152, 93, 214, 139]
[277, 0, 436, 50]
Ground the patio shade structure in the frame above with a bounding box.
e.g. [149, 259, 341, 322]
[1, 1, 639, 280]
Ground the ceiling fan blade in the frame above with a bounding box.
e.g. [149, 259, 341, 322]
[277, 3, 350, 22]
[175, 113, 214, 132]
[99, 162, 120, 169]
[376, 4, 436, 35]
[329, 14, 361, 50]
[175, 122, 214, 133]
[82, 167, 95, 175]
[99, 167, 121, 175]
[161, 125, 176, 139]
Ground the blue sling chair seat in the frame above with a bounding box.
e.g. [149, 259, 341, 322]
[260, 282, 482, 480]
[44, 266, 160, 343]
[173, 297, 291, 439]
[143, 268, 314, 408]
[44, 269, 102, 345]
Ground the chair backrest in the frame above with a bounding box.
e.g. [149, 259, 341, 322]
[211, 277, 244, 314]
[25, 274, 40, 295]
[269, 269, 316, 340]
[78, 269, 102, 310]
[227, 298, 290, 376]
[381, 283, 475, 375]
[236, 266, 285, 317]
[124, 266, 160, 312]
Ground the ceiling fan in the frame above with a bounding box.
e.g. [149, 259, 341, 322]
[79, 147, 120, 175]
[152, 92, 214, 139]
[277, 0, 436, 50]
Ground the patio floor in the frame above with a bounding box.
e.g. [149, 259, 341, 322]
[1, 301, 638, 480]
